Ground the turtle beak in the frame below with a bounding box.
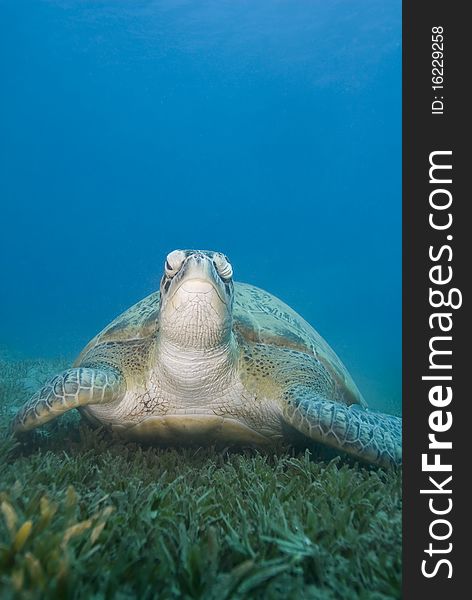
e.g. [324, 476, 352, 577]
[172, 253, 227, 304]
[181, 253, 215, 284]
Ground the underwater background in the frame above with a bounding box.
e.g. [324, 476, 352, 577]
[0, 0, 401, 415]
[0, 2, 402, 598]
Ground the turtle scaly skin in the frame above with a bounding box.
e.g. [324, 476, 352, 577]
[12, 250, 401, 468]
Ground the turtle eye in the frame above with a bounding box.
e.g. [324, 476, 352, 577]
[213, 254, 233, 280]
[165, 250, 186, 276]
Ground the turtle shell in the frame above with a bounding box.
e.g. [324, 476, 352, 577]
[74, 283, 365, 407]
[233, 283, 366, 407]
[74, 291, 161, 366]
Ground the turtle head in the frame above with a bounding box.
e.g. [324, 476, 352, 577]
[158, 249, 234, 349]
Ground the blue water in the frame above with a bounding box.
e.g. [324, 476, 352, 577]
[0, 1, 401, 413]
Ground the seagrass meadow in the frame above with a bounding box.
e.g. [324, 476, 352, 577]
[0, 357, 402, 599]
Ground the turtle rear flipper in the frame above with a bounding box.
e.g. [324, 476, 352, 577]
[283, 385, 402, 468]
[12, 367, 126, 433]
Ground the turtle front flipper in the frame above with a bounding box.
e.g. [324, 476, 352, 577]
[283, 386, 402, 468]
[12, 367, 126, 433]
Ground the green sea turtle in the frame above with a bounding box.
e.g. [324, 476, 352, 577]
[12, 250, 401, 467]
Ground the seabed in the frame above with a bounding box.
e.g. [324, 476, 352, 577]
[0, 356, 402, 599]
